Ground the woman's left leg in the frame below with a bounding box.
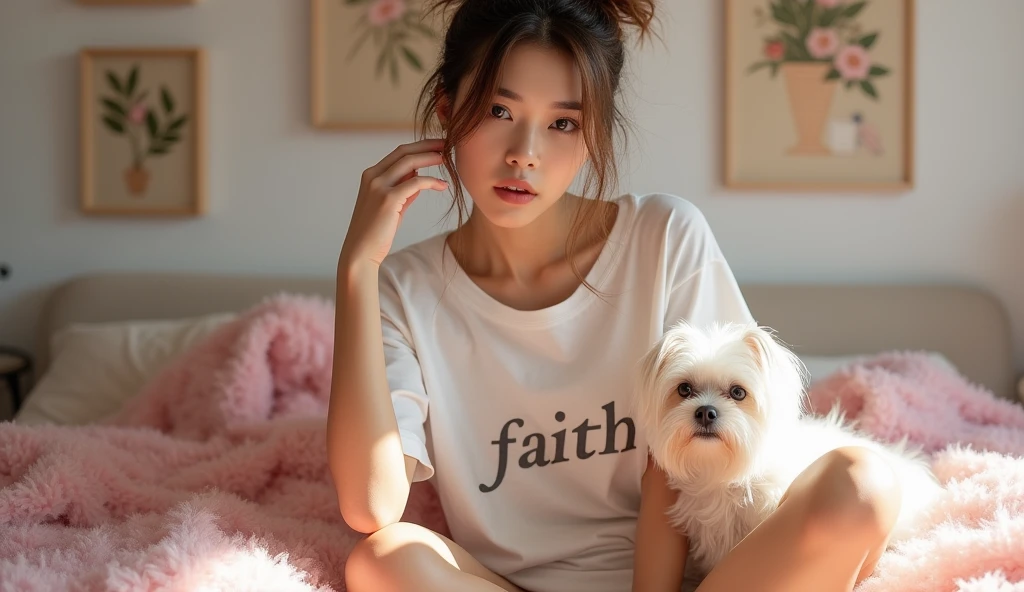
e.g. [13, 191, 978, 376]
[695, 445, 903, 592]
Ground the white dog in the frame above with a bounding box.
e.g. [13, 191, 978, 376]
[632, 321, 942, 574]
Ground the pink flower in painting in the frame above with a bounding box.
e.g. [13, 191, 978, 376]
[764, 40, 784, 61]
[128, 103, 148, 124]
[834, 45, 871, 80]
[806, 28, 839, 59]
[816, 0, 841, 7]
[368, 0, 407, 27]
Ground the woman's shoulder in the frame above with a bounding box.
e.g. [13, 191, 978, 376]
[376, 232, 451, 311]
[623, 192, 715, 242]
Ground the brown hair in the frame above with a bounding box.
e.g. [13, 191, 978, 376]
[417, 0, 658, 289]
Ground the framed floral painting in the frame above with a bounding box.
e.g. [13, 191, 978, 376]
[79, 47, 206, 216]
[724, 0, 915, 192]
[311, 0, 444, 130]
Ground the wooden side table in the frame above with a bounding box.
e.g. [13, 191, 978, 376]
[0, 346, 33, 415]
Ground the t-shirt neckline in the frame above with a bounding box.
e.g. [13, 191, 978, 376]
[433, 193, 637, 328]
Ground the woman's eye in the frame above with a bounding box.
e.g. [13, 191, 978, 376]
[677, 382, 693, 397]
[552, 118, 578, 132]
[491, 105, 510, 119]
[730, 386, 747, 401]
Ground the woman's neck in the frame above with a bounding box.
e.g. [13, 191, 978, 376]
[446, 194, 619, 311]
[453, 194, 583, 284]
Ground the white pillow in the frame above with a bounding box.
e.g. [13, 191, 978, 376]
[800, 351, 956, 385]
[14, 312, 235, 426]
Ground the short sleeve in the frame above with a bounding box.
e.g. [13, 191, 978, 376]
[379, 268, 434, 482]
[664, 258, 755, 333]
[661, 202, 755, 332]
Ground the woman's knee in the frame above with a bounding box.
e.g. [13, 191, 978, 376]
[345, 522, 441, 592]
[798, 446, 903, 549]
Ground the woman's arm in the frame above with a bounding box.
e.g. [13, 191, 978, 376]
[327, 260, 416, 535]
[633, 454, 688, 592]
[325, 140, 447, 535]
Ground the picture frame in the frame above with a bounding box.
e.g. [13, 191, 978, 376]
[79, 47, 207, 216]
[310, 0, 444, 130]
[723, 0, 915, 192]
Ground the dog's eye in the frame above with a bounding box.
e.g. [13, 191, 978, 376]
[677, 382, 693, 397]
[730, 386, 747, 401]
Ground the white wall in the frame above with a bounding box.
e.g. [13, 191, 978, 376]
[2, 0, 1023, 380]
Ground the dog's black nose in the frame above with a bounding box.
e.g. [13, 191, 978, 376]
[695, 405, 718, 427]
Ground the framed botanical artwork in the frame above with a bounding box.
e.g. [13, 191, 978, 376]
[724, 0, 915, 192]
[311, 0, 444, 130]
[79, 47, 206, 216]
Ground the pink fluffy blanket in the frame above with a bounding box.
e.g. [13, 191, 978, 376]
[0, 295, 448, 591]
[1, 294, 1022, 591]
[808, 353, 1024, 591]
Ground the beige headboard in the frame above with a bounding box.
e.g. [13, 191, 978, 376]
[38, 272, 1017, 400]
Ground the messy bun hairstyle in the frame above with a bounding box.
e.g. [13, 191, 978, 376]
[417, 0, 658, 287]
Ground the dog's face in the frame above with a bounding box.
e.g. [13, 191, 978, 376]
[633, 322, 808, 484]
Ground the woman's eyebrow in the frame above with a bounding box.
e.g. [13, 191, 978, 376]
[496, 87, 583, 111]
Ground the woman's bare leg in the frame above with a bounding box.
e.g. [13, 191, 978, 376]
[695, 446, 903, 592]
[345, 522, 525, 592]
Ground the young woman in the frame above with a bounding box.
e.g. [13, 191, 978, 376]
[326, 1, 905, 591]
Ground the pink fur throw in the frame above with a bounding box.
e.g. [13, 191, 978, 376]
[808, 352, 1024, 591]
[0, 294, 448, 591]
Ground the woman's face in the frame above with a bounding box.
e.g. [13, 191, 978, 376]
[451, 43, 589, 229]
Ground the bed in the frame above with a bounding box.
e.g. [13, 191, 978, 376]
[3, 272, 1022, 591]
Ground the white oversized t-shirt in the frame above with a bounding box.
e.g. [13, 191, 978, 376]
[378, 193, 754, 592]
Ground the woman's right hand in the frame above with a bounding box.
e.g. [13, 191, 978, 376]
[340, 139, 448, 269]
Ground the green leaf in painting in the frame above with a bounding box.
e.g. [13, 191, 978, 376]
[747, 60, 774, 74]
[858, 33, 878, 48]
[346, 26, 373, 60]
[126, 65, 139, 96]
[102, 97, 127, 117]
[843, 1, 866, 18]
[105, 71, 123, 94]
[102, 115, 125, 134]
[168, 115, 188, 131]
[825, 67, 841, 80]
[801, 0, 815, 33]
[400, 46, 422, 71]
[376, 45, 389, 77]
[145, 110, 159, 138]
[771, 3, 796, 26]
[869, 65, 890, 76]
[161, 87, 175, 113]
[781, 0, 809, 37]
[819, 6, 843, 27]
[860, 79, 878, 99]
[781, 31, 808, 60]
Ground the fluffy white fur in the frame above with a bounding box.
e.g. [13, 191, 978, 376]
[632, 321, 943, 574]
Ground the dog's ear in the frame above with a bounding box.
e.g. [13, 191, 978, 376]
[743, 325, 810, 392]
[742, 325, 775, 372]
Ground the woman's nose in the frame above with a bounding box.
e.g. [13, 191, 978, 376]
[506, 127, 539, 169]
